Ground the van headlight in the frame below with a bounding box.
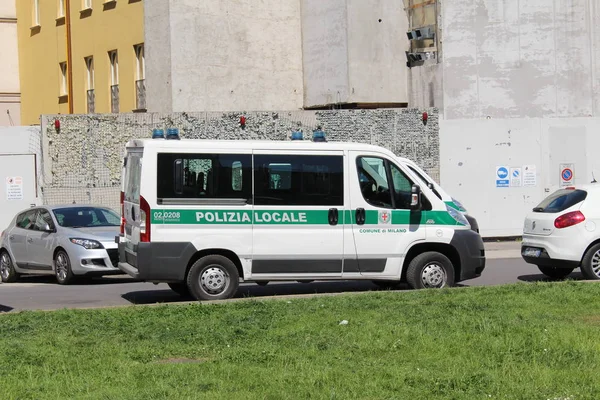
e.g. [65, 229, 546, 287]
[70, 238, 104, 249]
[446, 204, 470, 227]
[452, 197, 467, 212]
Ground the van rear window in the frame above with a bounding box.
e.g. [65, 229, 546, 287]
[124, 152, 143, 204]
[533, 189, 587, 213]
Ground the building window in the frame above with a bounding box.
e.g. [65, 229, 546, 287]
[58, 0, 65, 18]
[82, 0, 92, 10]
[254, 155, 344, 206]
[85, 56, 95, 113]
[134, 44, 146, 110]
[32, 0, 41, 26]
[59, 62, 68, 96]
[156, 153, 253, 202]
[108, 50, 119, 113]
[404, 0, 438, 67]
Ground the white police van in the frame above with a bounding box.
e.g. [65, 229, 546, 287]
[117, 131, 485, 300]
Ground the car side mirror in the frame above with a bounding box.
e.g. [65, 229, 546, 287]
[410, 184, 422, 211]
[41, 223, 53, 233]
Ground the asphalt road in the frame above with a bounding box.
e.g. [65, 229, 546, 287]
[0, 257, 589, 313]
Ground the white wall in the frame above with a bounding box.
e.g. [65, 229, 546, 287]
[440, 117, 600, 237]
[441, 0, 600, 120]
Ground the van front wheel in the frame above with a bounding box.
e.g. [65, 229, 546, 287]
[187, 255, 239, 301]
[406, 252, 455, 289]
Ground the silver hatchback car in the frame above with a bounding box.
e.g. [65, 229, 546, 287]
[0, 205, 121, 284]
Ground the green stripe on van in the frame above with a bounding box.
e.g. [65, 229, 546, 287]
[152, 209, 464, 226]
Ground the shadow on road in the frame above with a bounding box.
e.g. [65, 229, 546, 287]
[517, 271, 586, 282]
[0, 304, 14, 313]
[122, 280, 409, 305]
[10, 274, 136, 286]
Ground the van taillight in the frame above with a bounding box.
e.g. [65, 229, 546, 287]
[140, 195, 151, 242]
[120, 191, 125, 235]
[554, 211, 585, 229]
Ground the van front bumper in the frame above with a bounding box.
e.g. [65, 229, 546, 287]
[450, 229, 486, 281]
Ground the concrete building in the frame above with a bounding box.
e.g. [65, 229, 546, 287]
[0, 0, 20, 126]
[16, 0, 145, 126]
[144, 0, 410, 113]
[409, 0, 600, 120]
[405, 0, 600, 237]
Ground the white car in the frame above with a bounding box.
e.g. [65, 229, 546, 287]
[522, 184, 600, 280]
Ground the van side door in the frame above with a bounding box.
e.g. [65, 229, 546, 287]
[251, 150, 345, 278]
[346, 151, 428, 277]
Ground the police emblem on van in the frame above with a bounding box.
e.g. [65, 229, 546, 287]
[379, 210, 391, 224]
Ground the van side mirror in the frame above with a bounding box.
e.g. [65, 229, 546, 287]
[410, 184, 422, 211]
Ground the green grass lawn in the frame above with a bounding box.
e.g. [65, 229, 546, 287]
[1, 282, 599, 399]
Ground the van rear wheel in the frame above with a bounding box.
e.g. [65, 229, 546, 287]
[406, 252, 455, 289]
[186, 255, 239, 301]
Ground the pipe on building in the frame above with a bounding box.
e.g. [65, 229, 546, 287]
[65, 0, 74, 114]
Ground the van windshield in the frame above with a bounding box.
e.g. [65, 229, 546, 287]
[125, 152, 143, 204]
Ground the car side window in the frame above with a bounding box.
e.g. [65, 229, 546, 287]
[34, 210, 55, 231]
[17, 210, 38, 230]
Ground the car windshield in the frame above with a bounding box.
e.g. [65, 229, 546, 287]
[53, 207, 120, 228]
[533, 189, 587, 213]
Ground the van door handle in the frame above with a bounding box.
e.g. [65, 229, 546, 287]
[356, 208, 365, 225]
[328, 208, 339, 226]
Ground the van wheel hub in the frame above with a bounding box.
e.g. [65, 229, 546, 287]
[421, 263, 446, 288]
[200, 266, 229, 294]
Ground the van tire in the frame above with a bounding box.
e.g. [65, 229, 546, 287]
[580, 243, 600, 280]
[168, 282, 192, 298]
[537, 266, 574, 280]
[406, 252, 455, 289]
[186, 255, 239, 301]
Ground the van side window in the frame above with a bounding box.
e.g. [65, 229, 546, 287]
[357, 157, 432, 210]
[157, 153, 252, 201]
[356, 157, 393, 208]
[254, 154, 343, 206]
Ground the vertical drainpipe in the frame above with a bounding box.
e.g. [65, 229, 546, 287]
[65, 0, 74, 114]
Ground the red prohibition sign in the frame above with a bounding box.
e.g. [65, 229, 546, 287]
[561, 168, 573, 181]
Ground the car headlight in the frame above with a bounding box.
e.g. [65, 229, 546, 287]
[446, 204, 470, 227]
[452, 197, 467, 212]
[70, 238, 104, 249]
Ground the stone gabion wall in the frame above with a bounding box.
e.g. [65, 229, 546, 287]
[41, 109, 439, 210]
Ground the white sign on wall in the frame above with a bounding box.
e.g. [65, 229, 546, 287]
[6, 176, 23, 200]
[559, 163, 574, 187]
[522, 165, 537, 187]
[510, 167, 522, 187]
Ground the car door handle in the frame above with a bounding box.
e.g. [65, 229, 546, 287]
[9, 235, 14, 240]
[27, 237, 33, 243]
[328, 208, 339, 226]
[355, 208, 365, 225]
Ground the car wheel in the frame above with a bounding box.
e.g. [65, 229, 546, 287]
[0, 251, 19, 283]
[55, 250, 74, 285]
[580, 243, 600, 280]
[167, 282, 191, 298]
[537, 266, 574, 280]
[186, 255, 239, 301]
[406, 252, 455, 289]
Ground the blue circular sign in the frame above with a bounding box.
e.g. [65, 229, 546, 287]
[562, 168, 573, 181]
[497, 167, 509, 179]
